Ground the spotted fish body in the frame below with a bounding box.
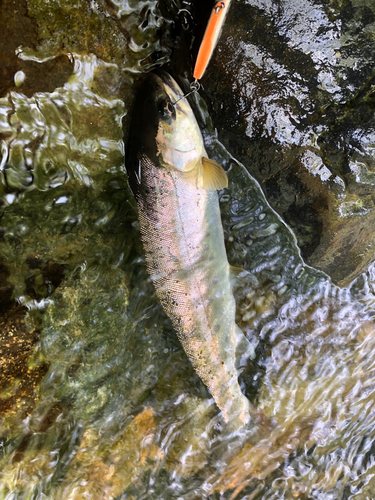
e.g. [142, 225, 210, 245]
[126, 72, 253, 427]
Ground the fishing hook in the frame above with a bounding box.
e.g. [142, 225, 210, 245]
[172, 79, 201, 107]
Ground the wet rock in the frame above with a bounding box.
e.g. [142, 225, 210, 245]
[201, 0, 375, 286]
[0, 260, 13, 314]
[0, 0, 38, 97]
[26, 0, 127, 65]
[40, 266, 168, 420]
[0, 0, 74, 98]
[60, 407, 160, 499]
[0, 305, 48, 420]
[26, 0, 175, 73]
[162, 396, 215, 478]
[13, 56, 74, 98]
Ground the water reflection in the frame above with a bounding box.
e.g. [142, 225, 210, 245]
[0, 0, 375, 499]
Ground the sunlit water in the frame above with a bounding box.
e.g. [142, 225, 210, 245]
[0, 1, 375, 499]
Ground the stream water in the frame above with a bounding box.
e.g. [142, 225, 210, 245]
[1, 0, 375, 499]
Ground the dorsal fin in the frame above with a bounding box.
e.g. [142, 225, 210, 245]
[198, 157, 228, 190]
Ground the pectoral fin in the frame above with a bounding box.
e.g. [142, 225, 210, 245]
[198, 157, 228, 190]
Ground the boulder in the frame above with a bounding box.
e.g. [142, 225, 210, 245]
[200, 0, 375, 286]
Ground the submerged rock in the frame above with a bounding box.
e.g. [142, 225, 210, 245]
[201, 0, 375, 286]
[0, 305, 48, 420]
[60, 407, 160, 499]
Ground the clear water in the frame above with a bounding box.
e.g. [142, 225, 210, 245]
[0, 1, 375, 499]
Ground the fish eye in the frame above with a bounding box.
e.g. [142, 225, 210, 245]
[159, 99, 175, 118]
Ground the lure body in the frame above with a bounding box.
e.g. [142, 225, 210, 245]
[193, 0, 232, 80]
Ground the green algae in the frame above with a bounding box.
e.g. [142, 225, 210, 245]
[26, 0, 172, 73]
[0, 379, 21, 401]
[0, 175, 131, 298]
[26, 0, 127, 64]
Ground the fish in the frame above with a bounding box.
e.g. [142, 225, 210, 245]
[193, 0, 232, 80]
[125, 71, 255, 429]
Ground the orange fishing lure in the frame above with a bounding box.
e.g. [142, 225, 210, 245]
[193, 0, 232, 80]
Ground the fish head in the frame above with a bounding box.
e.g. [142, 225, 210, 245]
[152, 72, 205, 173]
[126, 71, 205, 183]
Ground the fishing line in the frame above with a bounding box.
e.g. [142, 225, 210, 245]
[172, 79, 200, 106]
